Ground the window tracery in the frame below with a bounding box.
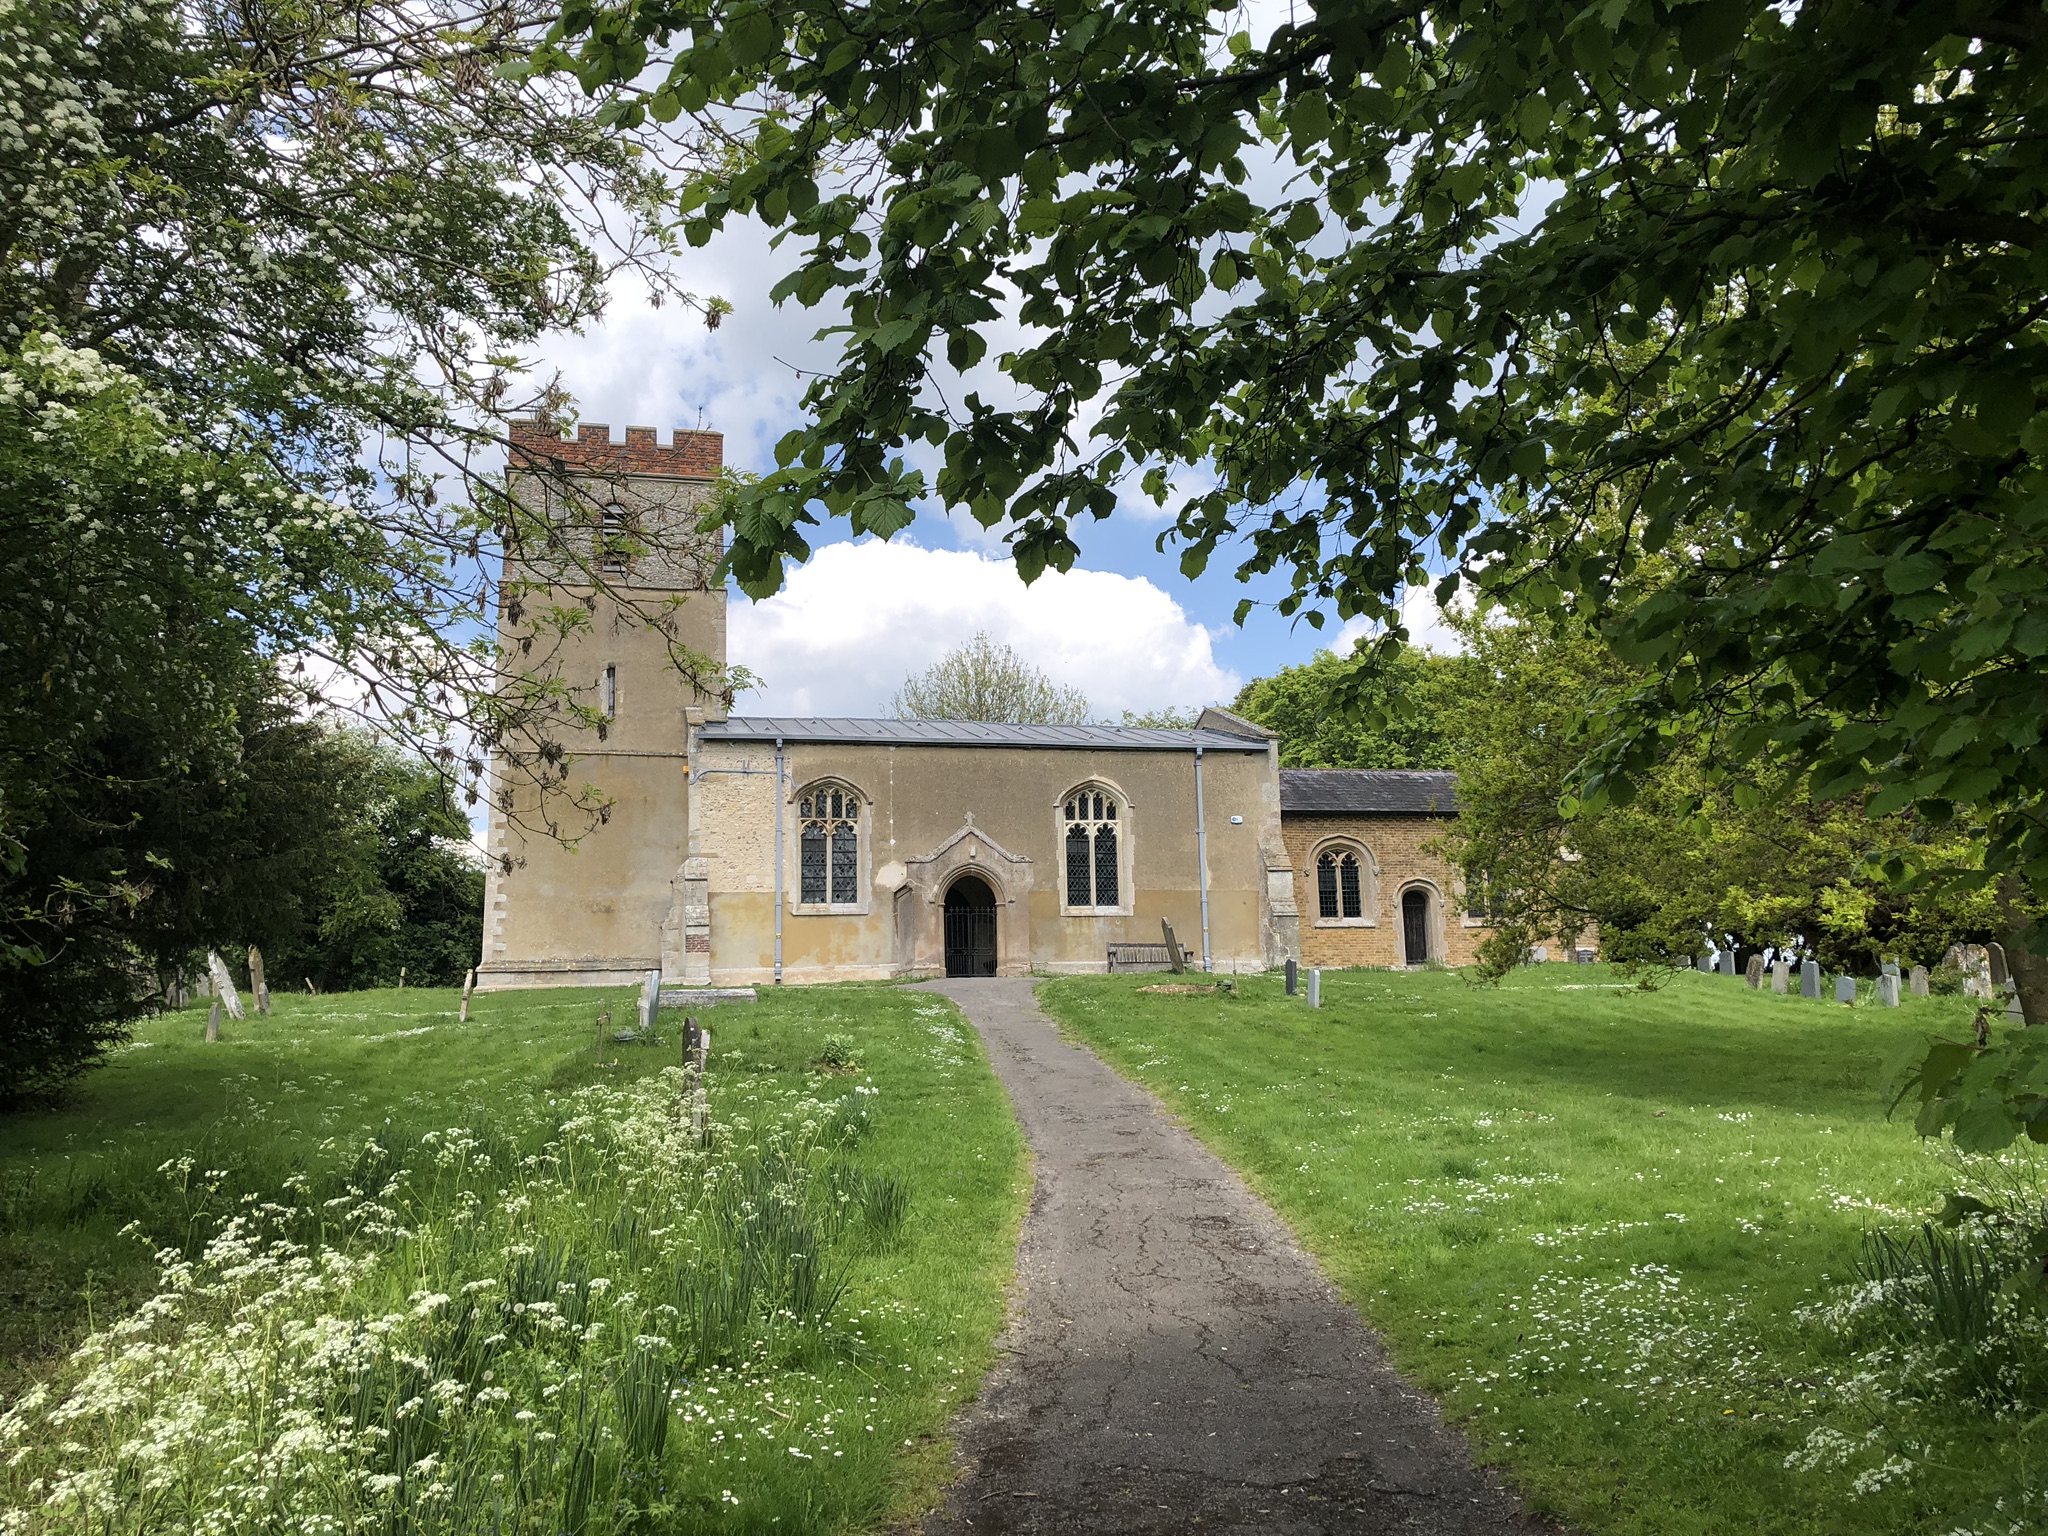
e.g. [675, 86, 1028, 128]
[1063, 787, 1120, 909]
[1315, 844, 1367, 921]
[798, 784, 861, 905]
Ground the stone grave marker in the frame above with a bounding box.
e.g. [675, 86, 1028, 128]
[206, 997, 223, 1043]
[1717, 951, 1737, 977]
[638, 969, 662, 1034]
[1989, 943, 2009, 989]
[1835, 975, 1857, 1004]
[1909, 965, 1929, 997]
[1745, 955, 1765, 989]
[1876, 973, 1900, 1007]
[1162, 920, 1187, 974]
[1942, 943, 1965, 970]
[247, 945, 271, 1016]
[1772, 960, 1790, 994]
[1285, 958, 1298, 996]
[1699, 951, 1714, 974]
[1801, 959, 1821, 999]
[459, 968, 475, 1022]
[206, 950, 246, 1020]
[1307, 968, 1322, 1009]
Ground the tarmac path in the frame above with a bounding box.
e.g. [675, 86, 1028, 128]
[913, 977, 1553, 1536]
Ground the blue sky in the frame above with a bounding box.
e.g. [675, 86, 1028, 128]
[533, 207, 1458, 719]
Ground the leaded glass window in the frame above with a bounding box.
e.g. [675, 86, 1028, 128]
[1316, 849, 1364, 919]
[1063, 788, 1121, 908]
[797, 784, 861, 905]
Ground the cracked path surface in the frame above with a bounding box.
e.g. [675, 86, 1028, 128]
[915, 978, 1551, 1536]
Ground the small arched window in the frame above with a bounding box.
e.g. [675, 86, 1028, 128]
[1063, 788, 1120, 908]
[1316, 847, 1364, 920]
[798, 784, 861, 905]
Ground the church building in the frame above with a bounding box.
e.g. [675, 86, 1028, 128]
[475, 421, 1526, 990]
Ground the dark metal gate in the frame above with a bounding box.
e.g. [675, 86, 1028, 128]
[944, 876, 998, 977]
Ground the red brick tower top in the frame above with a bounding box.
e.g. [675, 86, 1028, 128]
[508, 419, 724, 478]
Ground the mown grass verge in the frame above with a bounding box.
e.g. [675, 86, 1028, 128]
[1039, 965, 2042, 1536]
[0, 982, 1025, 1534]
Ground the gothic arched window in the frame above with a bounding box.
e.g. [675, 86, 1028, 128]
[1063, 787, 1120, 909]
[798, 784, 861, 905]
[1316, 846, 1366, 920]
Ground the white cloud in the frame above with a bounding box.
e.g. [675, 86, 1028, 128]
[1329, 584, 1468, 658]
[728, 540, 1238, 718]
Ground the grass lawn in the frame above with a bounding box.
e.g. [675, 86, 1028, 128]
[0, 982, 1026, 1534]
[1039, 965, 2037, 1536]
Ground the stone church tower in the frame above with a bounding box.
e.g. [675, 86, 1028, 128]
[475, 420, 726, 990]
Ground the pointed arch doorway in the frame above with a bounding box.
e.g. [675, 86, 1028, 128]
[944, 875, 999, 977]
[1401, 888, 1432, 966]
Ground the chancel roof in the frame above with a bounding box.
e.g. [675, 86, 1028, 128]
[701, 716, 1273, 752]
[1279, 768, 1460, 816]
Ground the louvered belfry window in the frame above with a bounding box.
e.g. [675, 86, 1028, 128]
[1063, 789, 1120, 908]
[1317, 849, 1364, 919]
[798, 785, 861, 904]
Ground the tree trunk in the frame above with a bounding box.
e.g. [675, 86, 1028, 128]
[1998, 875, 2048, 1027]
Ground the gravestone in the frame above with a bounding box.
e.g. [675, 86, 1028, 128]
[1717, 951, 1736, 977]
[1876, 973, 1900, 1008]
[1677, 955, 1693, 969]
[205, 997, 222, 1043]
[1835, 975, 1858, 1004]
[1745, 955, 1765, 989]
[1772, 960, 1790, 994]
[459, 968, 475, 1023]
[638, 969, 661, 1034]
[247, 945, 271, 1016]
[1801, 959, 1822, 999]
[1162, 920, 1187, 974]
[205, 950, 245, 1020]
[1307, 968, 1322, 1010]
[1909, 965, 1929, 998]
[1882, 959, 1900, 979]
[1942, 943, 1965, 970]
[1285, 958, 1298, 996]
[1989, 943, 2009, 988]
[1699, 951, 1715, 974]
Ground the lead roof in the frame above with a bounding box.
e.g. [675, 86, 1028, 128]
[699, 716, 1274, 752]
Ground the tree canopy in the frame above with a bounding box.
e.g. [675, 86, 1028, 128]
[550, 0, 2048, 934]
[1439, 615, 2004, 982]
[890, 632, 1090, 722]
[1232, 646, 1477, 769]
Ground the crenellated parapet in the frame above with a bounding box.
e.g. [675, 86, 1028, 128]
[509, 419, 723, 480]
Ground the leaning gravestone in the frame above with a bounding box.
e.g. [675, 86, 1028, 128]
[1989, 943, 2009, 988]
[1801, 959, 1822, 999]
[205, 950, 246, 1020]
[1876, 973, 1900, 1007]
[1745, 955, 1765, 989]
[205, 997, 223, 1043]
[1771, 960, 1790, 994]
[1835, 975, 1858, 1004]
[1161, 919, 1187, 974]
[1942, 943, 1965, 970]
[1909, 965, 1929, 998]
